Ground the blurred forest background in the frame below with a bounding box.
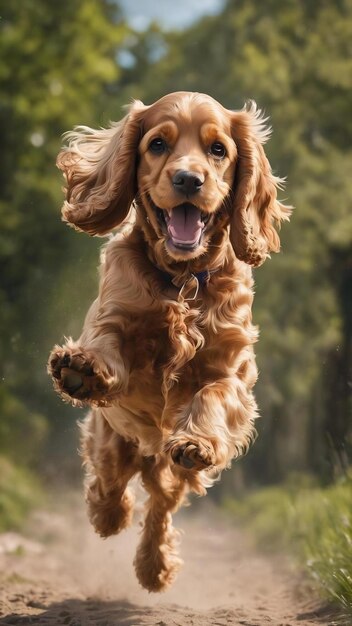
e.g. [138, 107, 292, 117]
[1, 0, 352, 585]
[1, 0, 351, 609]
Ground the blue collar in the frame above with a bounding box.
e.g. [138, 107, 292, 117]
[159, 269, 212, 287]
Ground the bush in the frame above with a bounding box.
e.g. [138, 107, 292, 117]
[0, 386, 48, 466]
[0, 456, 43, 531]
[224, 475, 352, 613]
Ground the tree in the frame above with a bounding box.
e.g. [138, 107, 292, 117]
[0, 0, 130, 469]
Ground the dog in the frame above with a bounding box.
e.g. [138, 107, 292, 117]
[48, 91, 290, 592]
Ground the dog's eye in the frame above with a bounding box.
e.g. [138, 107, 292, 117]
[149, 138, 167, 154]
[210, 142, 226, 159]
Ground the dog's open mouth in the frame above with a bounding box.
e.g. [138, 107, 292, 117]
[148, 196, 210, 250]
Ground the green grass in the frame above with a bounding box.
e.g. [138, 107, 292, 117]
[0, 456, 43, 532]
[224, 474, 352, 613]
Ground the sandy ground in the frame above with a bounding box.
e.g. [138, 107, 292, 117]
[0, 493, 345, 626]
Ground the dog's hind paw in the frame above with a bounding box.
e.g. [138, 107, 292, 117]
[87, 487, 135, 538]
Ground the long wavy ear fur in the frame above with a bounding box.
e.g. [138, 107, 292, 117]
[230, 102, 292, 266]
[57, 102, 146, 235]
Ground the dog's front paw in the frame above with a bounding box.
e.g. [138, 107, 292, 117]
[166, 437, 216, 471]
[48, 346, 115, 405]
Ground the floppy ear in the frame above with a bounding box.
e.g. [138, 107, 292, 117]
[230, 102, 291, 266]
[57, 102, 146, 235]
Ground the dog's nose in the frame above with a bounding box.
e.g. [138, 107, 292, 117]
[172, 170, 204, 196]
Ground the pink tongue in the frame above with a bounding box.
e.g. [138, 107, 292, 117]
[168, 204, 203, 245]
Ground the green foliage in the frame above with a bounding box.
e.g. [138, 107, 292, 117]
[224, 476, 352, 612]
[303, 482, 352, 611]
[0, 386, 48, 466]
[0, 456, 43, 531]
[0, 0, 130, 473]
[0, 0, 127, 350]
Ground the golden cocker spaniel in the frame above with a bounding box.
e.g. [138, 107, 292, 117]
[48, 92, 290, 592]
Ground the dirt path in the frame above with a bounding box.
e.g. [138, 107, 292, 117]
[0, 495, 343, 626]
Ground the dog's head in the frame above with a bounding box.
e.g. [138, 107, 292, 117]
[57, 92, 290, 267]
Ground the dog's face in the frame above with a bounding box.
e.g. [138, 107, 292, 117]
[57, 91, 290, 268]
[137, 93, 237, 261]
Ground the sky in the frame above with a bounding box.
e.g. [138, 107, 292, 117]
[118, 0, 224, 30]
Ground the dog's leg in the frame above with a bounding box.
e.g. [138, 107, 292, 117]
[48, 299, 128, 406]
[166, 366, 258, 471]
[134, 457, 187, 592]
[80, 410, 139, 538]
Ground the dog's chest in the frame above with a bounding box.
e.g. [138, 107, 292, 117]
[122, 298, 234, 392]
[123, 304, 204, 372]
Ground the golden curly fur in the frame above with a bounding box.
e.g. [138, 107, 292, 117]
[48, 92, 291, 592]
